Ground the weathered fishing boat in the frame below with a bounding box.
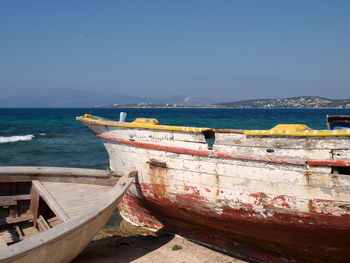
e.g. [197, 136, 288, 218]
[327, 115, 350, 130]
[77, 114, 350, 263]
[0, 166, 133, 263]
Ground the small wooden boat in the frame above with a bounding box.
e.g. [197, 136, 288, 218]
[77, 113, 350, 263]
[0, 166, 133, 263]
[327, 115, 350, 130]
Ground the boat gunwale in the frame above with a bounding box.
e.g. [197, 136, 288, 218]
[0, 166, 112, 178]
[0, 166, 120, 186]
[76, 116, 211, 133]
[77, 115, 350, 137]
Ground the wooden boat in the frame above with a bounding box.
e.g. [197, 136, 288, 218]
[327, 115, 350, 130]
[77, 114, 350, 263]
[0, 166, 133, 263]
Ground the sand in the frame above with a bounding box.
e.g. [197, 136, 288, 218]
[73, 221, 248, 263]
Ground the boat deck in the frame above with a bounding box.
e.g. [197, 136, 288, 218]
[41, 182, 112, 219]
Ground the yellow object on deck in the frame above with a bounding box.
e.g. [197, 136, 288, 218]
[132, 118, 160, 125]
[244, 124, 350, 136]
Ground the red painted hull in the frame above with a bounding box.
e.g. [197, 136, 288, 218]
[119, 183, 350, 263]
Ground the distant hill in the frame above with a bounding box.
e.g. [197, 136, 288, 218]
[217, 96, 350, 109]
[1, 90, 348, 108]
[0, 89, 218, 108]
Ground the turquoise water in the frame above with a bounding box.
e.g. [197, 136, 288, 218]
[1, 108, 350, 168]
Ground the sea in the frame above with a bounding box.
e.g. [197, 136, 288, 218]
[1, 108, 350, 168]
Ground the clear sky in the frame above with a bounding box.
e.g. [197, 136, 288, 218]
[1, 0, 349, 101]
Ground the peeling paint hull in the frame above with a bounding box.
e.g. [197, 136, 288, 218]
[77, 115, 350, 263]
[120, 189, 350, 263]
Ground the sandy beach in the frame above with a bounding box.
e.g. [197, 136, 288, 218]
[73, 221, 248, 263]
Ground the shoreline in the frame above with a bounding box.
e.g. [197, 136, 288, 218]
[93, 106, 350, 109]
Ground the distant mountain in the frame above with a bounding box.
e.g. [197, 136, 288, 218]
[217, 96, 350, 108]
[0, 89, 219, 108]
[3, 89, 347, 108]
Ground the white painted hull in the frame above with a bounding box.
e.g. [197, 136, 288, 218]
[77, 115, 350, 263]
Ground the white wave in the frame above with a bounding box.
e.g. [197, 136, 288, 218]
[39, 133, 46, 136]
[0, 134, 34, 143]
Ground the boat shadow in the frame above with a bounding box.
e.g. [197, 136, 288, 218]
[72, 232, 175, 263]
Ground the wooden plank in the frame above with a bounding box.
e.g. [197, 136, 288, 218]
[104, 127, 208, 144]
[29, 183, 40, 227]
[37, 215, 50, 232]
[0, 214, 33, 227]
[0, 167, 114, 178]
[0, 195, 30, 207]
[0, 236, 7, 247]
[333, 149, 350, 160]
[32, 181, 70, 222]
[21, 225, 39, 238]
[15, 225, 25, 240]
[214, 132, 350, 149]
[214, 144, 332, 160]
[0, 167, 121, 186]
[0, 199, 16, 206]
[9, 206, 18, 218]
[99, 133, 307, 166]
[0, 236, 7, 248]
[47, 216, 62, 228]
[0, 175, 118, 186]
[0, 194, 31, 201]
[0, 230, 17, 244]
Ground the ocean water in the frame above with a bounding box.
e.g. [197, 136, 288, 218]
[1, 108, 350, 168]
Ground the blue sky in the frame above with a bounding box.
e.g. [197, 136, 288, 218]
[0, 1, 349, 101]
